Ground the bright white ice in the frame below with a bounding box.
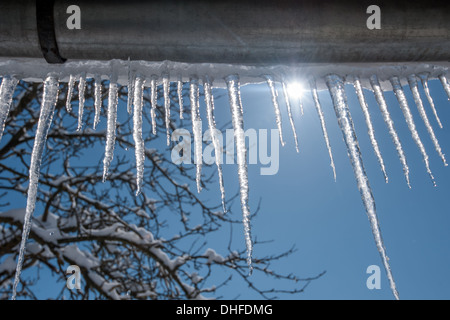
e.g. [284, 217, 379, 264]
[325, 74, 399, 300]
[12, 75, 59, 300]
[391, 76, 435, 186]
[281, 80, 299, 153]
[190, 77, 202, 193]
[204, 77, 226, 212]
[225, 75, 253, 274]
[133, 76, 145, 195]
[419, 73, 443, 129]
[93, 76, 102, 129]
[408, 75, 448, 167]
[65, 74, 75, 112]
[370, 75, 411, 188]
[77, 73, 86, 131]
[178, 79, 184, 119]
[163, 75, 171, 146]
[439, 74, 450, 100]
[150, 77, 157, 135]
[102, 82, 119, 182]
[353, 76, 388, 183]
[265, 76, 285, 146]
[0, 76, 18, 143]
[309, 77, 337, 181]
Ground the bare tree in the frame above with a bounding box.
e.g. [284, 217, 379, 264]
[0, 79, 324, 300]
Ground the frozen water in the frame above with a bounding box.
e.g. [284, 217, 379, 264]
[281, 80, 299, 153]
[408, 74, 447, 167]
[204, 76, 226, 212]
[12, 75, 59, 300]
[190, 77, 202, 193]
[310, 77, 336, 181]
[102, 81, 119, 182]
[0, 76, 18, 143]
[353, 76, 388, 183]
[265, 75, 285, 146]
[133, 76, 145, 195]
[77, 73, 86, 131]
[370, 75, 411, 188]
[225, 75, 253, 274]
[391, 76, 435, 186]
[163, 74, 171, 146]
[326, 74, 399, 300]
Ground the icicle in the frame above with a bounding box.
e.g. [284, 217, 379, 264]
[309, 77, 337, 181]
[325, 74, 399, 300]
[391, 76, 435, 186]
[133, 76, 145, 195]
[0, 76, 19, 143]
[281, 80, 299, 153]
[418, 73, 443, 129]
[264, 75, 285, 146]
[163, 74, 171, 146]
[408, 74, 447, 166]
[353, 76, 388, 183]
[127, 58, 134, 115]
[439, 74, 450, 100]
[190, 77, 202, 193]
[178, 77, 184, 119]
[65, 74, 76, 113]
[12, 75, 59, 300]
[203, 76, 227, 213]
[93, 75, 102, 130]
[102, 81, 119, 182]
[150, 76, 157, 135]
[225, 75, 253, 274]
[369, 75, 411, 188]
[77, 73, 86, 132]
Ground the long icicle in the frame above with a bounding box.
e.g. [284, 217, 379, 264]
[102, 81, 119, 182]
[204, 76, 227, 212]
[225, 75, 253, 274]
[265, 75, 285, 146]
[391, 76, 435, 186]
[439, 74, 450, 100]
[353, 76, 388, 183]
[163, 74, 171, 146]
[65, 74, 75, 112]
[178, 77, 184, 119]
[419, 73, 443, 129]
[408, 74, 448, 166]
[325, 74, 399, 300]
[281, 80, 300, 153]
[150, 76, 157, 135]
[190, 77, 202, 193]
[133, 76, 145, 195]
[309, 77, 337, 181]
[0, 76, 19, 143]
[12, 75, 59, 300]
[77, 73, 86, 132]
[369, 75, 411, 188]
[93, 75, 102, 129]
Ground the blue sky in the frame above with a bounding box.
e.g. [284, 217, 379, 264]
[200, 77, 450, 300]
[5, 75, 450, 300]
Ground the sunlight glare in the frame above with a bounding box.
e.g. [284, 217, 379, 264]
[287, 82, 304, 100]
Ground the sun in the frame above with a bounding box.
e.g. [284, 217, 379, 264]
[286, 81, 304, 100]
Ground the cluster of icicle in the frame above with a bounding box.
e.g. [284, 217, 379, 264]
[1, 70, 449, 300]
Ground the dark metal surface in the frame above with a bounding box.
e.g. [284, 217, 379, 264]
[36, 0, 66, 63]
[0, 0, 448, 64]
